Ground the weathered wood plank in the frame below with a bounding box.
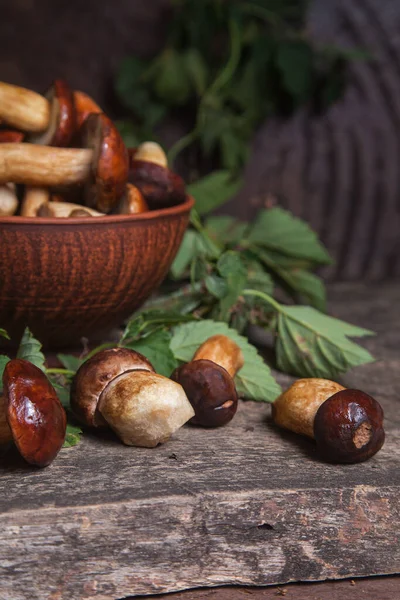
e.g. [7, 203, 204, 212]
[0, 284, 399, 600]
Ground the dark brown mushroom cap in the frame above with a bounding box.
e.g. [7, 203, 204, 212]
[70, 348, 155, 428]
[29, 79, 75, 147]
[0, 130, 24, 143]
[171, 359, 238, 428]
[2, 359, 67, 467]
[314, 388, 385, 464]
[80, 113, 129, 213]
[129, 160, 186, 210]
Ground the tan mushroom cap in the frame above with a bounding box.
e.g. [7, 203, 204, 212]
[70, 348, 155, 427]
[98, 370, 195, 447]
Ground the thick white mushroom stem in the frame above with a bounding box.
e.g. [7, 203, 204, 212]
[193, 335, 244, 378]
[20, 186, 50, 217]
[98, 371, 195, 448]
[0, 144, 92, 186]
[0, 183, 18, 216]
[38, 201, 104, 218]
[0, 82, 50, 132]
[0, 395, 12, 444]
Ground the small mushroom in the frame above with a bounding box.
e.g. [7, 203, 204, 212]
[73, 90, 103, 129]
[272, 378, 385, 463]
[0, 359, 67, 467]
[0, 183, 18, 216]
[129, 159, 186, 210]
[171, 335, 244, 427]
[113, 183, 149, 215]
[0, 113, 129, 213]
[29, 79, 75, 147]
[70, 347, 194, 447]
[20, 186, 50, 216]
[38, 201, 104, 218]
[134, 142, 168, 168]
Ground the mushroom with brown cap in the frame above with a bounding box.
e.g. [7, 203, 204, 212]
[113, 183, 149, 215]
[0, 80, 75, 146]
[73, 90, 103, 129]
[171, 335, 244, 428]
[0, 359, 67, 467]
[0, 113, 129, 213]
[272, 378, 385, 463]
[70, 348, 194, 446]
[129, 159, 186, 210]
[0, 130, 24, 143]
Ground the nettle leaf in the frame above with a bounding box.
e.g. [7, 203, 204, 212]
[126, 329, 177, 377]
[0, 355, 10, 382]
[217, 251, 248, 320]
[0, 328, 9, 340]
[171, 320, 281, 402]
[50, 381, 71, 410]
[187, 171, 242, 216]
[16, 328, 45, 371]
[57, 354, 82, 374]
[205, 274, 228, 299]
[183, 48, 209, 95]
[247, 207, 332, 265]
[275, 306, 374, 379]
[63, 423, 83, 448]
[205, 215, 249, 245]
[285, 269, 327, 312]
[151, 49, 192, 106]
[122, 310, 196, 344]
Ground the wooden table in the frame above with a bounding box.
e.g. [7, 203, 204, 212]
[0, 283, 399, 600]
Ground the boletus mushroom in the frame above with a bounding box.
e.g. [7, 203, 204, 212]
[272, 378, 385, 463]
[73, 90, 103, 129]
[70, 348, 194, 447]
[0, 79, 75, 146]
[171, 335, 244, 427]
[0, 359, 67, 467]
[0, 113, 129, 213]
[129, 159, 186, 210]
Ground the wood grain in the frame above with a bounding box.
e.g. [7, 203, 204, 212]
[0, 284, 399, 600]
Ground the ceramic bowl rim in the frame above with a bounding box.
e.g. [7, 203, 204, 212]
[0, 195, 195, 226]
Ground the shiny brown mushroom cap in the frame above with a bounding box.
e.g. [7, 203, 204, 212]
[171, 359, 238, 428]
[70, 347, 155, 428]
[80, 113, 129, 213]
[2, 359, 67, 467]
[314, 388, 385, 463]
[29, 79, 76, 147]
[129, 159, 186, 210]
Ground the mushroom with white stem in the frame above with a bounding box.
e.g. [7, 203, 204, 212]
[0, 359, 67, 467]
[0, 183, 18, 216]
[0, 113, 129, 213]
[272, 378, 385, 463]
[0, 80, 76, 146]
[20, 186, 50, 217]
[171, 335, 244, 427]
[70, 348, 194, 447]
[38, 201, 104, 218]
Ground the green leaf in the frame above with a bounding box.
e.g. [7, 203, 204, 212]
[205, 215, 249, 245]
[16, 328, 45, 371]
[285, 269, 327, 312]
[50, 381, 71, 410]
[151, 49, 192, 106]
[171, 320, 281, 402]
[275, 305, 375, 378]
[247, 207, 332, 265]
[126, 329, 177, 377]
[205, 274, 228, 299]
[187, 171, 242, 216]
[122, 309, 196, 344]
[63, 423, 83, 448]
[170, 230, 198, 279]
[115, 56, 147, 111]
[0, 328, 9, 340]
[0, 354, 10, 383]
[57, 354, 82, 374]
[183, 48, 209, 95]
[276, 40, 314, 103]
[216, 251, 248, 320]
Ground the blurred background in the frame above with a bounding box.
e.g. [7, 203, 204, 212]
[0, 0, 399, 281]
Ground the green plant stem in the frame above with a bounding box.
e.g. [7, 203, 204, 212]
[168, 16, 242, 168]
[242, 288, 282, 313]
[46, 368, 76, 377]
[84, 342, 117, 362]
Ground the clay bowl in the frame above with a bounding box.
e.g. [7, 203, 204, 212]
[0, 196, 194, 349]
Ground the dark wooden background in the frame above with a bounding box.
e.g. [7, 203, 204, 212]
[0, 0, 399, 281]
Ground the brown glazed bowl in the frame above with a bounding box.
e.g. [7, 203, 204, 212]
[0, 196, 194, 349]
